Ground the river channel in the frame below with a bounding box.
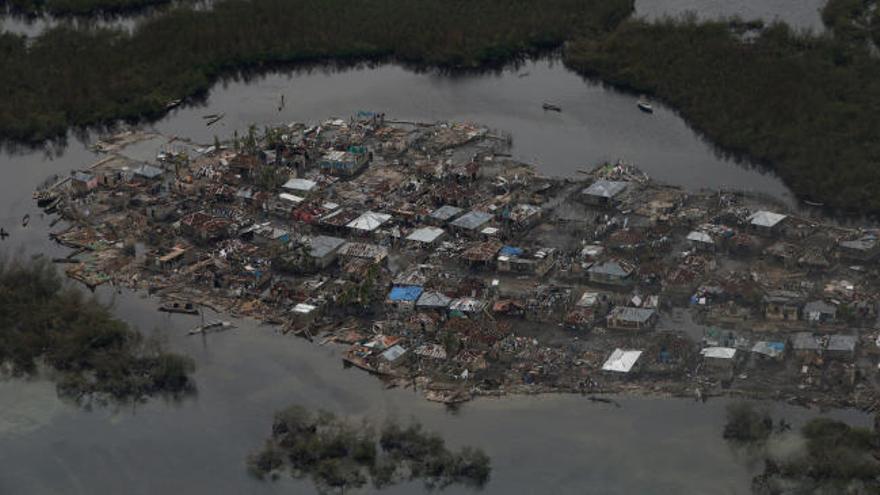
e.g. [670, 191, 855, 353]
[0, 32, 865, 495]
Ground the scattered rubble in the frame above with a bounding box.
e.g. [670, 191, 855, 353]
[33, 113, 880, 410]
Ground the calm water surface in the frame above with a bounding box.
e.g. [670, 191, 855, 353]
[0, 58, 858, 495]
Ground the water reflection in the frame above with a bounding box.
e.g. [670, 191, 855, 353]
[634, 0, 826, 32]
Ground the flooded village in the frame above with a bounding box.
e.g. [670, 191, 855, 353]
[34, 112, 880, 411]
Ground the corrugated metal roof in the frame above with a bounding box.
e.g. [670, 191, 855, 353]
[430, 205, 463, 221]
[602, 349, 642, 372]
[748, 211, 787, 228]
[282, 178, 317, 192]
[347, 211, 392, 231]
[701, 347, 737, 359]
[406, 226, 445, 243]
[450, 210, 493, 230]
[416, 291, 452, 308]
[582, 179, 628, 198]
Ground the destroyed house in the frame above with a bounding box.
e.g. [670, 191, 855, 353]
[747, 211, 788, 236]
[405, 226, 445, 245]
[826, 335, 857, 360]
[319, 208, 361, 233]
[71, 171, 98, 193]
[386, 286, 423, 310]
[305, 235, 346, 269]
[791, 332, 821, 358]
[428, 205, 463, 224]
[416, 291, 452, 311]
[154, 245, 191, 270]
[839, 235, 880, 261]
[461, 241, 503, 268]
[502, 204, 543, 230]
[686, 230, 714, 251]
[319, 148, 369, 177]
[496, 246, 557, 276]
[347, 211, 392, 233]
[580, 180, 628, 207]
[450, 210, 494, 234]
[180, 211, 230, 242]
[337, 242, 388, 264]
[763, 290, 803, 321]
[606, 307, 657, 331]
[133, 163, 164, 181]
[282, 178, 318, 195]
[228, 154, 262, 178]
[602, 349, 642, 373]
[804, 300, 837, 323]
[449, 297, 487, 318]
[587, 259, 636, 285]
[700, 347, 737, 370]
[751, 341, 785, 360]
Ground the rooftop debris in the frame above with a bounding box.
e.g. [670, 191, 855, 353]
[34, 115, 880, 410]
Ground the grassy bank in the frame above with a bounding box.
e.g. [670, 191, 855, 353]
[563, 12, 880, 211]
[0, 256, 195, 405]
[0, 0, 632, 143]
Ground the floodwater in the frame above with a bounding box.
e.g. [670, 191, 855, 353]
[634, 0, 827, 32]
[0, 57, 862, 495]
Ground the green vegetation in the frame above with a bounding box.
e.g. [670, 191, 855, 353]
[563, 8, 880, 211]
[247, 405, 491, 492]
[723, 402, 880, 493]
[1, 0, 173, 16]
[0, 256, 195, 405]
[0, 0, 632, 143]
[722, 402, 773, 443]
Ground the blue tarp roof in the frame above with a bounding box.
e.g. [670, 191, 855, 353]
[500, 246, 523, 256]
[388, 286, 423, 302]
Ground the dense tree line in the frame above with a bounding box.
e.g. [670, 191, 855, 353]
[0, 0, 632, 143]
[248, 405, 491, 492]
[564, 13, 880, 211]
[1, 0, 174, 16]
[0, 256, 195, 405]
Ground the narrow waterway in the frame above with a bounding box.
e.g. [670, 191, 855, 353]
[0, 56, 860, 495]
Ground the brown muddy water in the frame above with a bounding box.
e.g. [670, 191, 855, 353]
[0, 58, 866, 494]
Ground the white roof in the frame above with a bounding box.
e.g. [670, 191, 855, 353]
[749, 211, 787, 228]
[347, 211, 392, 231]
[481, 227, 499, 235]
[701, 347, 737, 359]
[406, 226, 445, 243]
[293, 303, 317, 314]
[602, 349, 642, 373]
[279, 192, 305, 204]
[576, 291, 600, 307]
[686, 231, 714, 244]
[282, 178, 317, 192]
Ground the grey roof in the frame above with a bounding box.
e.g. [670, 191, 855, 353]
[804, 300, 837, 316]
[826, 334, 857, 353]
[72, 171, 95, 182]
[763, 290, 804, 304]
[307, 235, 345, 259]
[582, 180, 628, 199]
[416, 291, 452, 308]
[282, 178, 318, 192]
[134, 163, 164, 179]
[748, 211, 787, 228]
[450, 210, 493, 230]
[609, 306, 656, 323]
[430, 205, 463, 221]
[840, 236, 878, 251]
[588, 260, 633, 277]
[406, 226, 445, 243]
[791, 332, 820, 351]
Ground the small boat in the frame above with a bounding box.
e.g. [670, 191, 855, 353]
[21, 214, 29, 227]
[637, 95, 653, 113]
[542, 102, 562, 112]
[159, 301, 199, 315]
[0, 228, 8, 240]
[206, 113, 225, 126]
[165, 99, 182, 110]
[803, 200, 825, 207]
[188, 320, 234, 335]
